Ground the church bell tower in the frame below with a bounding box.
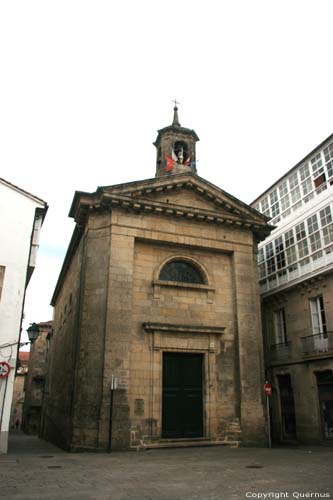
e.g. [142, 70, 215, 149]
[154, 102, 199, 177]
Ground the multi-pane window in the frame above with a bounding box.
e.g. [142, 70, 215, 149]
[298, 239, 309, 258]
[309, 232, 322, 252]
[311, 153, 324, 177]
[255, 143, 333, 221]
[273, 309, 288, 344]
[320, 206, 333, 249]
[284, 229, 294, 247]
[307, 214, 319, 234]
[275, 236, 286, 269]
[266, 242, 275, 274]
[258, 248, 265, 278]
[309, 296, 327, 335]
[299, 163, 310, 181]
[258, 202, 333, 285]
[323, 225, 333, 246]
[270, 190, 278, 204]
[279, 180, 288, 198]
[296, 222, 306, 241]
[259, 263, 266, 279]
[159, 260, 205, 284]
[290, 186, 301, 204]
[271, 202, 280, 218]
[258, 248, 265, 264]
[301, 177, 313, 196]
[324, 142, 333, 178]
[320, 206, 332, 227]
[261, 197, 269, 217]
[280, 194, 290, 212]
[288, 172, 299, 190]
[286, 245, 297, 264]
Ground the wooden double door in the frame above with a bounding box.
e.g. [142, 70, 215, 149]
[162, 352, 203, 439]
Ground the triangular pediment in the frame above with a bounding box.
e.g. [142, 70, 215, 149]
[100, 172, 265, 221]
[69, 172, 272, 240]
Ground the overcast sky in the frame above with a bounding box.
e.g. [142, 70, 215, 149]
[1, 1, 332, 343]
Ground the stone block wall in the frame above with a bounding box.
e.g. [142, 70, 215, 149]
[263, 272, 333, 444]
[45, 192, 268, 450]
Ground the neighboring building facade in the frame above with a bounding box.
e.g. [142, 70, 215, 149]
[42, 108, 272, 452]
[0, 178, 47, 453]
[22, 321, 52, 435]
[251, 133, 333, 444]
[10, 351, 29, 430]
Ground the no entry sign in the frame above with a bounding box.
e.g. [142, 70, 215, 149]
[264, 381, 272, 397]
[0, 361, 10, 378]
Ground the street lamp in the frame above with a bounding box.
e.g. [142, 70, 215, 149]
[27, 323, 40, 343]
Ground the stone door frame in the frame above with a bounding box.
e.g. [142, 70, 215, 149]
[143, 322, 225, 443]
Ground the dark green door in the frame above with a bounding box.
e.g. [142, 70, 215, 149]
[162, 352, 203, 438]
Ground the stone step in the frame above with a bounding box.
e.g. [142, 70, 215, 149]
[132, 439, 240, 450]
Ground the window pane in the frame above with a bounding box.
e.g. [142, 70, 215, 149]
[286, 246, 297, 264]
[311, 153, 324, 177]
[288, 172, 299, 190]
[270, 190, 278, 204]
[271, 202, 280, 217]
[309, 232, 322, 252]
[261, 197, 269, 212]
[324, 142, 333, 178]
[258, 247, 265, 264]
[159, 260, 204, 284]
[298, 239, 309, 258]
[323, 224, 333, 246]
[266, 242, 274, 259]
[320, 206, 332, 227]
[284, 229, 295, 247]
[291, 187, 301, 204]
[296, 222, 306, 241]
[279, 181, 288, 198]
[281, 195, 290, 212]
[301, 177, 312, 196]
[299, 163, 310, 181]
[274, 309, 287, 344]
[267, 258, 276, 274]
[307, 214, 319, 234]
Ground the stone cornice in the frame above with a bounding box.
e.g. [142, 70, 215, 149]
[154, 125, 200, 144]
[71, 191, 271, 240]
[142, 322, 225, 335]
[69, 173, 270, 227]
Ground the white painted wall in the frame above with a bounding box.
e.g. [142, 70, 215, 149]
[0, 179, 46, 453]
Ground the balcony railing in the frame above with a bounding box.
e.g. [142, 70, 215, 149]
[300, 331, 333, 356]
[269, 341, 291, 362]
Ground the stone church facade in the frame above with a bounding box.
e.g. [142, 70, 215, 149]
[42, 107, 272, 451]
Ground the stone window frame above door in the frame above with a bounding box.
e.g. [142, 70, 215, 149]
[152, 255, 215, 303]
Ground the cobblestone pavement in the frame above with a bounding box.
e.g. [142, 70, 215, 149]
[0, 433, 332, 500]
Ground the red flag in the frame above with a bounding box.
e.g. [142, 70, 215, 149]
[165, 156, 175, 172]
[184, 155, 192, 166]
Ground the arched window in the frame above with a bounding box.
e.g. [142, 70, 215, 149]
[159, 259, 205, 284]
[174, 141, 189, 164]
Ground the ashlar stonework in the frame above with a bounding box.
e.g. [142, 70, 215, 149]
[42, 111, 272, 451]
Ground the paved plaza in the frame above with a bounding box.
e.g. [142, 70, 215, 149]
[0, 433, 332, 500]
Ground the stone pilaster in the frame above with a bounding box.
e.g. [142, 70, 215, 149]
[232, 245, 266, 446]
[98, 220, 135, 450]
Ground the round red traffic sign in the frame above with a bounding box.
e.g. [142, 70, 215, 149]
[0, 361, 10, 378]
[264, 382, 272, 397]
